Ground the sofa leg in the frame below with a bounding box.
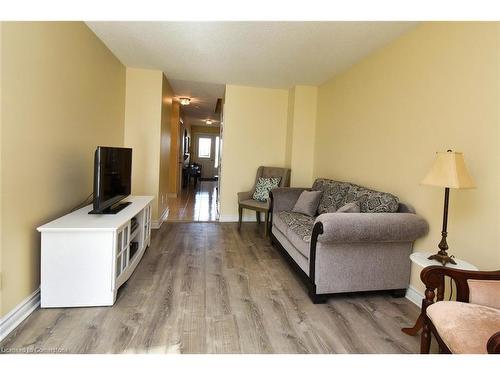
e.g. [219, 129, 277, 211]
[256, 211, 261, 224]
[238, 206, 243, 230]
[308, 290, 328, 304]
[390, 289, 407, 298]
[269, 232, 275, 245]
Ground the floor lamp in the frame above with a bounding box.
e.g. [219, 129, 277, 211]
[421, 150, 476, 266]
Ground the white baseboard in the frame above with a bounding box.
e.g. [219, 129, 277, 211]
[405, 285, 424, 307]
[0, 287, 40, 343]
[218, 214, 258, 223]
[152, 207, 169, 229]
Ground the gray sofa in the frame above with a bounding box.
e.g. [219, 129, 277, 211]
[269, 178, 429, 303]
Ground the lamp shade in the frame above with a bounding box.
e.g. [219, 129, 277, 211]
[421, 151, 476, 189]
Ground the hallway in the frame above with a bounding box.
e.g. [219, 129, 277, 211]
[167, 180, 219, 222]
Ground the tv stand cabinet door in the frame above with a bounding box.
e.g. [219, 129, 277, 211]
[143, 204, 152, 246]
[40, 231, 115, 307]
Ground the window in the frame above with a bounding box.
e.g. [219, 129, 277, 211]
[198, 137, 211, 158]
[214, 136, 220, 168]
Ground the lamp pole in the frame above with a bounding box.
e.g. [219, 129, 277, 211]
[428, 186, 457, 266]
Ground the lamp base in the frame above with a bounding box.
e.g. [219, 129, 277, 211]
[428, 252, 456, 266]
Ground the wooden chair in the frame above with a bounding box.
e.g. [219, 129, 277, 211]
[237, 166, 291, 236]
[420, 266, 500, 354]
[191, 163, 202, 188]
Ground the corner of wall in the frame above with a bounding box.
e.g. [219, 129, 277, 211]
[285, 87, 295, 168]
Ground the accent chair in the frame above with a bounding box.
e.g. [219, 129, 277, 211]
[420, 266, 500, 354]
[238, 166, 291, 236]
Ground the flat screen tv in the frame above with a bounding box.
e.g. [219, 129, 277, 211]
[89, 146, 132, 214]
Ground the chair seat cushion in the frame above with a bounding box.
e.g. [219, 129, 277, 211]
[239, 199, 269, 210]
[427, 301, 500, 354]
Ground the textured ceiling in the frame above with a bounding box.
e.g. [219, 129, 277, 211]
[87, 21, 417, 126]
[87, 21, 417, 88]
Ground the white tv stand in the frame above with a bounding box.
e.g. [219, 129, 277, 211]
[37, 196, 153, 308]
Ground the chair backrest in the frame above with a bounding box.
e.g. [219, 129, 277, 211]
[251, 166, 291, 193]
[192, 163, 202, 176]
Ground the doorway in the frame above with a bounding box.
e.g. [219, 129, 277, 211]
[165, 79, 224, 223]
[193, 133, 220, 179]
[167, 127, 222, 223]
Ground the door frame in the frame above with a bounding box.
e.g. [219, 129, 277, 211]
[193, 132, 219, 179]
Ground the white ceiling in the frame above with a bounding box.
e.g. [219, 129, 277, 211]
[169, 79, 225, 127]
[87, 21, 417, 88]
[86, 21, 417, 126]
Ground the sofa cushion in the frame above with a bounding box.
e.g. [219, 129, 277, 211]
[277, 211, 315, 242]
[350, 187, 399, 213]
[285, 224, 312, 258]
[336, 202, 361, 213]
[312, 178, 399, 214]
[273, 211, 290, 235]
[427, 301, 500, 354]
[292, 190, 322, 216]
[312, 179, 354, 214]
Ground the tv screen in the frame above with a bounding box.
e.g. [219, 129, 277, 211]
[90, 146, 132, 214]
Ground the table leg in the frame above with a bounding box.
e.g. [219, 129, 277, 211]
[402, 314, 424, 336]
[402, 275, 445, 336]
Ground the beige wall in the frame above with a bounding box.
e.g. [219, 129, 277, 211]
[123, 68, 163, 222]
[124, 69, 175, 223]
[0, 22, 126, 317]
[219, 85, 289, 220]
[314, 22, 500, 292]
[287, 86, 317, 187]
[159, 75, 174, 213]
[284, 88, 295, 168]
[0, 22, 3, 310]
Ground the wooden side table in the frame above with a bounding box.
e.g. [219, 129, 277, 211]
[402, 252, 478, 336]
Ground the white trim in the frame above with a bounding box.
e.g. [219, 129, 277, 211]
[0, 287, 40, 342]
[152, 207, 169, 229]
[218, 214, 258, 223]
[405, 285, 424, 307]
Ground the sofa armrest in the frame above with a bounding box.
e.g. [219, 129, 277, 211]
[314, 213, 429, 244]
[269, 187, 308, 213]
[237, 191, 253, 203]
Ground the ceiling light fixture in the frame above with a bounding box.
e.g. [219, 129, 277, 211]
[205, 119, 213, 125]
[179, 97, 191, 106]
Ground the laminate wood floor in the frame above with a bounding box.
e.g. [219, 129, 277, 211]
[167, 181, 218, 222]
[1, 222, 424, 354]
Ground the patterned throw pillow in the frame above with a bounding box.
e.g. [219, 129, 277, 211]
[336, 202, 361, 213]
[312, 178, 399, 213]
[252, 177, 281, 202]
